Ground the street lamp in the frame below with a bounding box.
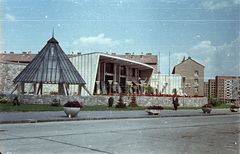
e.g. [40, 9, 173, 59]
[182, 76, 186, 108]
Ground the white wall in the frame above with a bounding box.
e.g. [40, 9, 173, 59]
[69, 53, 99, 96]
[150, 74, 183, 95]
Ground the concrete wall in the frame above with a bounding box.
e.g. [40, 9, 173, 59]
[151, 74, 182, 95]
[5, 94, 207, 107]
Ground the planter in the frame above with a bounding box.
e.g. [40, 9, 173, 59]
[230, 108, 239, 112]
[145, 109, 161, 115]
[202, 107, 212, 114]
[63, 107, 80, 117]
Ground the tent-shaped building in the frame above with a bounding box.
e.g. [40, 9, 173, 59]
[10, 35, 91, 96]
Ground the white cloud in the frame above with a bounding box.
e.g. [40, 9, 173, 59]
[188, 37, 240, 80]
[5, 14, 15, 21]
[200, 0, 239, 10]
[124, 39, 134, 44]
[73, 33, 121, 47]
[189, 41, 217, 55]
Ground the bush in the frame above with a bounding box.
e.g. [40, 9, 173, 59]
[0, 97, 9, 104]
[13, 96, 20, 106]
[108, 97, 114, 107]
[51, 99, 60, 107]
[124, 84, 129, 94]
[208, 97, 223, 107]
[116, 93, 126, 108]
[129, 92, 138, 107]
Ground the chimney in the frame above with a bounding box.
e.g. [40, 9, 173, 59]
[28, 51, 31, 54]
[77, 52, 81, 55]
[112, 53, 116, 55]
[10, 51, 14, 54]
[125, 53, 130, 55]
[146, 53, 152, 55]
[23, 52, 27, 56]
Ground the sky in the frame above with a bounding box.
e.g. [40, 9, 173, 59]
[1, 0, 239, 81]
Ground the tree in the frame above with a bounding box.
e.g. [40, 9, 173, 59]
[129, 92, 138, 107]
[116, 93, 127, 108]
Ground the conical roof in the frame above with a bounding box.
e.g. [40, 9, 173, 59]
[13, 37, 86, 85]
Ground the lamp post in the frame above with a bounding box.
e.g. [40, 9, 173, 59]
[182, 76, 186, 108]
[108, 80, 113, 95]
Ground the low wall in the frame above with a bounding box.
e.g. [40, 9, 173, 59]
[5, 94, 207, 107]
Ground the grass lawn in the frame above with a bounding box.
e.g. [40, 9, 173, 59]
[0, 103, 233, 112]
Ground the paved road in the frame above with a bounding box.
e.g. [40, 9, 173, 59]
[0, 109, 239, 124]
[0, 115, 239, 154]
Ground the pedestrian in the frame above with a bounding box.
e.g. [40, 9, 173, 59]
[172, 88, 178, 110]
[172, 94, 178, 110]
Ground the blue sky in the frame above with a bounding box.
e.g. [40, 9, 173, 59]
[1, 0, 239, 81]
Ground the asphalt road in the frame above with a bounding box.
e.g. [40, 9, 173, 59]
[0, 115, 239, 154]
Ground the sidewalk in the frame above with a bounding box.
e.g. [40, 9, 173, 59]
[0, 109, 239, 124]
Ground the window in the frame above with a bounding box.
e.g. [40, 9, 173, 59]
[132, 68, 135, 76]
[120, 66, 126, 75]
[194, 71, 198, 76]
[106, 63, 114, 73]
[194, 87, 198, 92]
[194, 79, 198, 84]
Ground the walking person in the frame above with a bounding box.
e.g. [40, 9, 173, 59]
[172, 88, 178, 110]
[172, 94, 178, 110]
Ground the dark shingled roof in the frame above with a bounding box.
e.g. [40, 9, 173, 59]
[13, 37, 86, 85]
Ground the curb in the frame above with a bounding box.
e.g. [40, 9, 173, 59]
[0, 112, 239, 124]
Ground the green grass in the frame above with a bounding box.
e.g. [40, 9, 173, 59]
[0, 103, 233, 112]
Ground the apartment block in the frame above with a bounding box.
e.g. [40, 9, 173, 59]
[215, 76, 240, 102]
[172, 57, 205, 96]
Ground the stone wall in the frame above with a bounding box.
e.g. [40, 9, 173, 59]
[0, 61, 59, 95]
[4, 94, 207, 107]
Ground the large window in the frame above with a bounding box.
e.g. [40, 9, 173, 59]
[120, 66, 126, 75]
[132, 68, 135, 76]
[106, 63, 114, 73]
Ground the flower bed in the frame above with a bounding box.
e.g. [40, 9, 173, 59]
[64, 101, 84, 108]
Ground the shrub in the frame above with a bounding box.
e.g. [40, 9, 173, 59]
[129, 92, 138, 107]
[124, 84, 129, 94]
[51, 99, 60, 107]
[13, 96, 20, 106]
[116, 93, 126, 108]
[108, 97, 114, 107]
[0, 97, 9, 104]
[208, 97, 223, 107]
[145, 85, 154, 95]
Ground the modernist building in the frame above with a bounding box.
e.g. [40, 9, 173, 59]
[114, 53, 158, 74]
[215, 76, 240, 103]
[68, 52, 154, 96]
[172, 57, 205, 96]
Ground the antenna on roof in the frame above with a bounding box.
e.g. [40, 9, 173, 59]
[52, 27, 54, 38]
